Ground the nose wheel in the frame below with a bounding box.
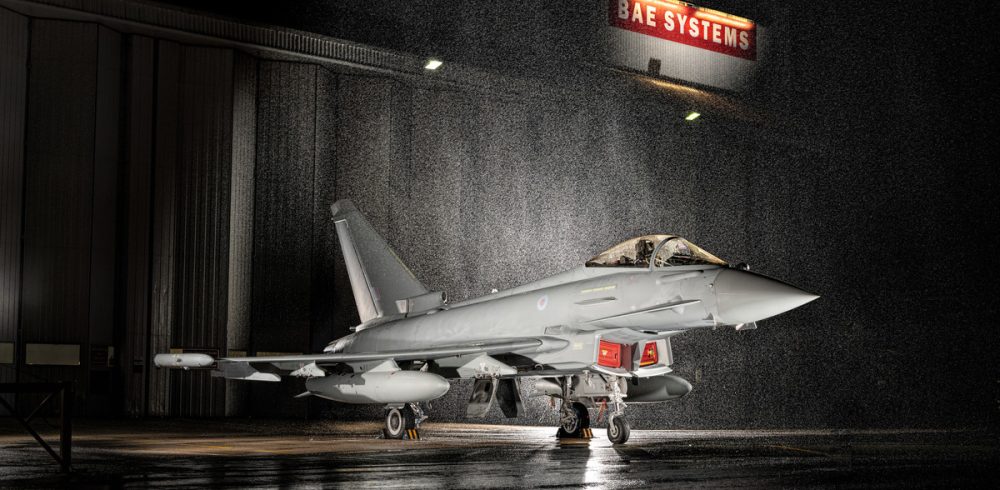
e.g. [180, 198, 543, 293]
[607, 414, 630, 444]
[604, 374, 630, 444]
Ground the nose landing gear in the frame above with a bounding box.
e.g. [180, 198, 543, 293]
[607, 414, 630, 444]
[605, 373, 630, 444]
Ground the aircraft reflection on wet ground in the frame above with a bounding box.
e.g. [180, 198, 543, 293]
[0, 420, 996, 488]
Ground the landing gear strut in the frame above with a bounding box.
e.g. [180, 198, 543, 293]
[551, 374, 630, 443]
[605, 375, 630, 444]
[556, 376, 593, 439]
[384, 403, 425, 439]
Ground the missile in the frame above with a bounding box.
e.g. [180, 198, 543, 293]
[305, 370, 450, 404]
[153, 353, 215, 369]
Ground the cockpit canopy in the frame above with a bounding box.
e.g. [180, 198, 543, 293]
[585, 234, 727, 268]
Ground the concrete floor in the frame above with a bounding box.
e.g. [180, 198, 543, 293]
[0, 419, 996, 488]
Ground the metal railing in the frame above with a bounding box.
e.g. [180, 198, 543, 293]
[0, 382, 73, 472]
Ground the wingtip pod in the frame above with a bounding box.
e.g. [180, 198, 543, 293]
[330, 199, 357, 221]
[153, 353, 215, 369]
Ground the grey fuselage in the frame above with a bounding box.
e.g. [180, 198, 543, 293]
[328, 265, 723, 376]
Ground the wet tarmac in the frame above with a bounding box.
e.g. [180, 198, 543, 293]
[0, 419, 996, 488]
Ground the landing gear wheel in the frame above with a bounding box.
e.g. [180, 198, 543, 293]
[558, 402, 591, 437]
[572, 402, 591, 429]
[384, 406, 416, 439]
[607, 415, 630, 444]
[560, 409, 581, 436]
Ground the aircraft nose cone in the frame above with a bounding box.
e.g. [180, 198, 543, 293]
[714, 269, 819, 325]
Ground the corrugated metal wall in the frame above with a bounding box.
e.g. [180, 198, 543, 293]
[165, 45, 235, 417]
[331, 76, 411, 342]
[249, 61, 319, 416]
[225, 52, 257, 416]
[146, 40, 180, 416]
[87, 25, 121, 408]
[0, 8, 29, 391]
[20, 21, 104, 413]
[121, 34, 156, 417]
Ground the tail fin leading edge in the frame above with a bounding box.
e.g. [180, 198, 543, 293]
[331, 200, 428, 323]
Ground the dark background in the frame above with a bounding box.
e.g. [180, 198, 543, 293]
[0, 0, 996, 429]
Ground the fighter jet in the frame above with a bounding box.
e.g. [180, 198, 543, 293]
[156, 200, 817, 443]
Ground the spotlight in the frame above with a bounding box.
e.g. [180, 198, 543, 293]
[685, 112, 701, 121]
[424, 59, 443, 70]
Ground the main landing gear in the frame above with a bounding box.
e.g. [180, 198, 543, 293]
[554, 374, 631, 444]
[557, 401, 591, 438]
[384, 403, 426, 440]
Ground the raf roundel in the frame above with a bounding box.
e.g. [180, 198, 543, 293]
[537, 295, 549, 311]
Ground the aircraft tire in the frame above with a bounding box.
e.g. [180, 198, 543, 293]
[558, 402, 590, 437]
[607, 415, 630, 444]
[572, 402, 591, 429]
[385, 406, 415, 439]
[559, 408, 581, 436]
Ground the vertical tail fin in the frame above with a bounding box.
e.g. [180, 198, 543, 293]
[330, 200, 428, 323]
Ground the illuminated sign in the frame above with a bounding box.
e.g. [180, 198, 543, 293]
[609, 0, 757, 61]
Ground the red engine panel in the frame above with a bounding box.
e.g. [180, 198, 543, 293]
[598, 340, 622, 368]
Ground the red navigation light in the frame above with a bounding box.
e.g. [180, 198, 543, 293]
[640, 342, 658, 366]
[598, 340, 622, 368]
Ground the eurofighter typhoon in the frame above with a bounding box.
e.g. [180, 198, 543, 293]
[156, 200, 818, 443]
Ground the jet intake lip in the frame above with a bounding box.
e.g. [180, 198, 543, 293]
[714, 269, 818, 325]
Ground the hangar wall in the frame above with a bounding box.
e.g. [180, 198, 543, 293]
[0, 2, 994, 429]
[0, 8, 28, 401]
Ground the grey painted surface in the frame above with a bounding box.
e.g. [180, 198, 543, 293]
[0, 7, 993, 429]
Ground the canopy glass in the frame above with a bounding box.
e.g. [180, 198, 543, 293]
[585, 234, 727, 268]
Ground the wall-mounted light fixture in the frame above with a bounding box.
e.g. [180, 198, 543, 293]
[424, 59, 443, 70]
[685, 112, 701, 121]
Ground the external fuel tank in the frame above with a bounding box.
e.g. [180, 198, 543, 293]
[305, 370, 450, 404]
